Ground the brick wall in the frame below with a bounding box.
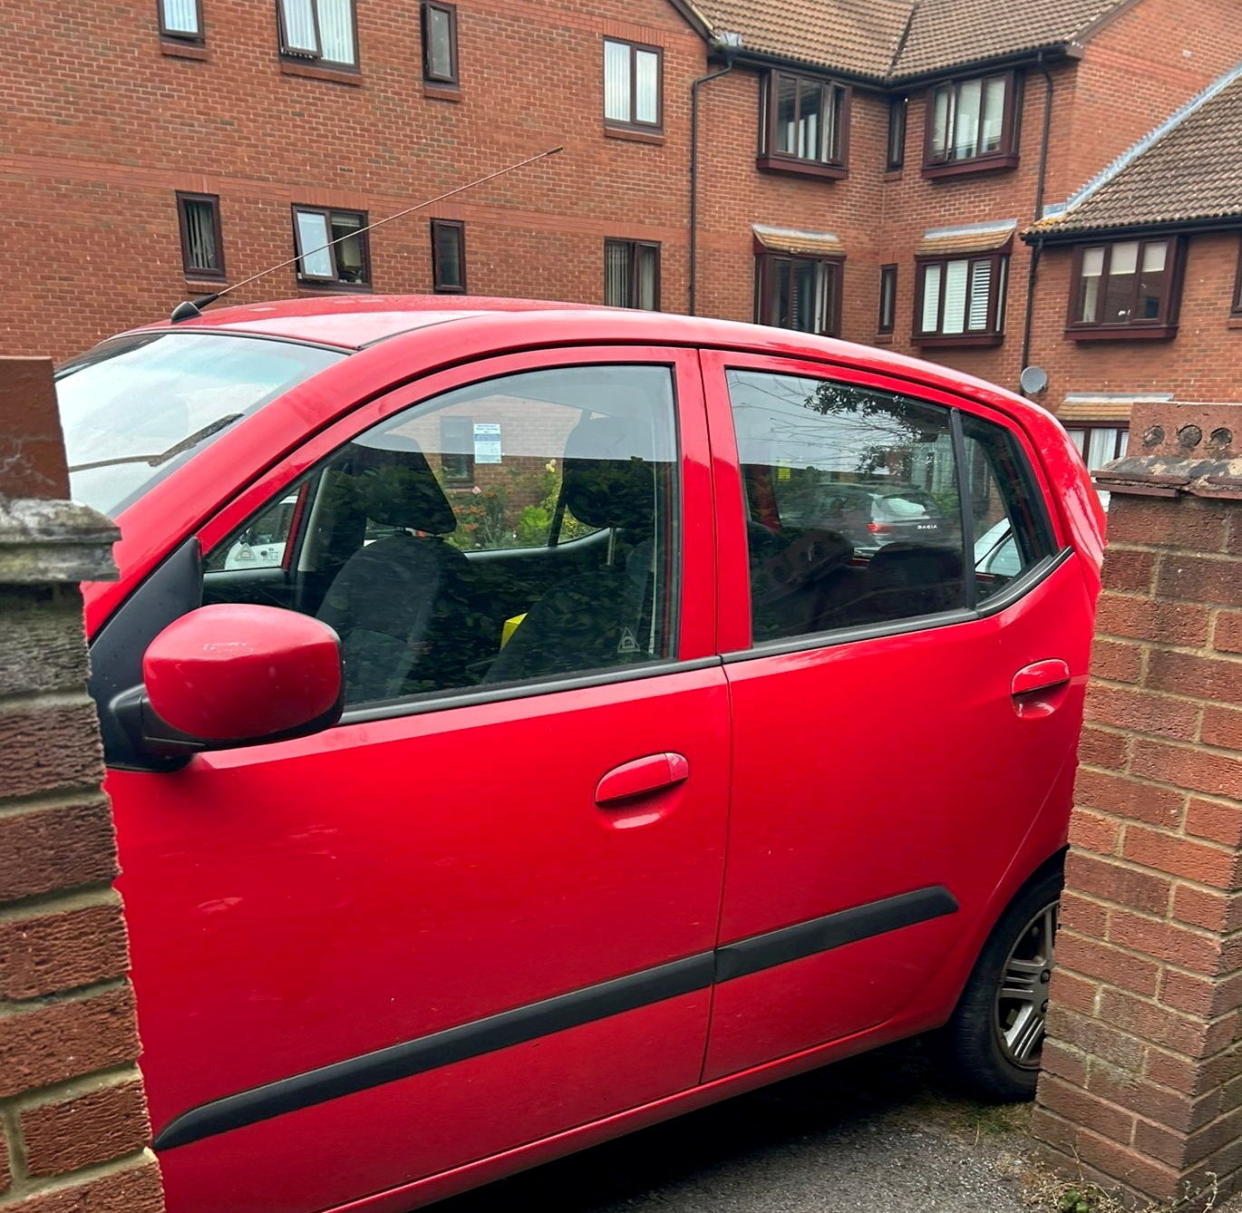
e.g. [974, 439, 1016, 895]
[0, 359, 164, 1212]
[1034, 403, 1242, 1209]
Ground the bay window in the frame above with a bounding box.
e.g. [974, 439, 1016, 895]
[925, 72, 1018, 175]
[1069, 238, 1180, 338]
[759, 71, 849, 178]
[755, 253, 841, 336]
[915, 253, 1007, 345]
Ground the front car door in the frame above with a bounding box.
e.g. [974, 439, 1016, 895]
[700, 351, 1093, 1080]
[102, 348, 730, 1213]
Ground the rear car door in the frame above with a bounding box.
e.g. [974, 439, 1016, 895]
[700, 352, 1093, 1080]
[102, 348, 729, 1213]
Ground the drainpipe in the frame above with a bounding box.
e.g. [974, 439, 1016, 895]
[1019, 51, 1055, 383]
[689, 32, 743, 315]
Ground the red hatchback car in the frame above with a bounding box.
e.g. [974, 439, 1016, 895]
[59, 297, 1104, 1213]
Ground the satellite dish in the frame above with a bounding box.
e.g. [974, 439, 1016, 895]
[1019, 366, 1049, 395]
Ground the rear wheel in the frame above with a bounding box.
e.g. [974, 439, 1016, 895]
[942, 867, 1062, 1101]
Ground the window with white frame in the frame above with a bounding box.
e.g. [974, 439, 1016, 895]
[278, 0, 357, 67]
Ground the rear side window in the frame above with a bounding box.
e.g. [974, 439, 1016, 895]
[725, 369, 965, 644]
[962, 413, 1054, 601]
[203, 365, 679, 709]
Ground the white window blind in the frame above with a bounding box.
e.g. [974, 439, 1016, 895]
[280, 0, 318, 54]
[318, 0, 355, 65]
[604, 41, 630, 122]
[635, 49, 659, 125]
[942, 260, 969, 333]
[1111, 241, 1139, 276]
[981, 76, 1007, 152]
[295, 211, 332, 278]
[921, 264, 942, 331]
[968, 258, 992, 331]
[954, 79, 981, 159]
[931, 88, 951, 159]
[427, 7, 453, 78]
[162, 0, 199, 35]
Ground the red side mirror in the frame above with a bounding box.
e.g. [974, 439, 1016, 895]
[142, 604, 342, 749]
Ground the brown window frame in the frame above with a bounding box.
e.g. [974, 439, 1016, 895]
[758, 69, 850, 180]
[602, 39, 663, 133]
[1066, 237, 1182, 341]
[1232, 236, 1242, 316]
[886, 96, 906, 171]
[291, 205, 371, 290]
[159, 0, 204, 41]
[430, 219, 466, 294]
[277, 0, 359, 70]
[754, 251, 843, 337]
[877, 264, 897, 334]
[923, 71, 1020, 178]
[176, 192, 225, 280]
[421, 1, 458, 86]
[914, 251, 1007, 347]
[1062, 423, 1130, 471]
[603, 238, 661, 310]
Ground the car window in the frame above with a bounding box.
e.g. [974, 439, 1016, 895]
[962, 413, 1055, 601]
[725, 369, 965, 645]
[203, 364, 680, 708]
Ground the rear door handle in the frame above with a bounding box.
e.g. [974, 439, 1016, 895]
[595, 753, 690, 806]
[1011, 659, 1071, 719]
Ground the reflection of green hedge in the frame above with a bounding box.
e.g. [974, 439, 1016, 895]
[448, 462, 594, 551]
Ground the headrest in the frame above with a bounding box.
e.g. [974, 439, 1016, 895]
[344, 440, 457, 535]
[868, 543, 961, 587]
[562, 416, 655, 533]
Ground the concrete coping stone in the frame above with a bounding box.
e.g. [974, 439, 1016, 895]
[0, 497, 119, 584]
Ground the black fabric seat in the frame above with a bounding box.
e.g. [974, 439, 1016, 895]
[749, 525, 860, 640]
[483, 416, 658, 684]
[855, 543, 965, 624]
[317, 439, 488, 704]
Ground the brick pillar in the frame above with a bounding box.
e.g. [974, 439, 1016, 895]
[1033, 404, 1242, 1210]
[0, 358, 165, 1211]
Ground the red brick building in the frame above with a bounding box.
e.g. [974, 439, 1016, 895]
[1, 0, 1238, 463]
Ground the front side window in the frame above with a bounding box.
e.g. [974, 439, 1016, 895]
[725, 370, 965, 644]
[604, 239, 659, 310]
[176, 192, 224, 280]
[430, 219, 466, 293]
[755, 253, 841, 336]
[279, 0, 357, 68]
[916, 253, 1007, 344]
[202, 365, 679, 707]
[926, 73, 1017, 171]
[1070, 239, 1178, 335]
[54, 333, 343, 515]
[760, 71, 849, 175]
[421, 1, 458, 85]
[160, 0, 202, 40]
[603, 39, 661, 130]
[293, 206, 369, 288]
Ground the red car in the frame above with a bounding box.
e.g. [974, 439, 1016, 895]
[59, 297, 1104, 1213]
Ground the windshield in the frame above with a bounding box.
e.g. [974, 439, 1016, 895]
[56, 332, 345, 515]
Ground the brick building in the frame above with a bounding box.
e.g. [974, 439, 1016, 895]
[1, 0, 1239, 466]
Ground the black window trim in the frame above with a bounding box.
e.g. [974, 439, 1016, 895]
[175, 191, 225, 281]
[602, 37, 664, 132]
[430, 218, 467, 294]
[277, 0, 360, 70]
[291, 204, 371, 290]
[420, 0, 459, 86]
[758, 68, 851, 179]
[158, 0, 204, 42]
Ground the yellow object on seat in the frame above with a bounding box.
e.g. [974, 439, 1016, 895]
[500, 613, 528, 649]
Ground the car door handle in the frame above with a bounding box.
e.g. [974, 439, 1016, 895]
[595, 753, 690, 806]
[1011, 659, 1071, 718]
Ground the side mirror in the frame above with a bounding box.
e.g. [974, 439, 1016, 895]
[116, 604, 343, 768]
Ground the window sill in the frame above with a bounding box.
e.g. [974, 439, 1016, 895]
[922, 153, 1019, 180]
[883, 168, 903, 181]
[297, 282, 373, 295]
[161, 39, 208, 60]
[873, 333, 895, 345]
[280, 60, 363, 86]
[184, 277, 226, 290]
[1066, 325, 1177, 342]
[423, 83, 462, 102]
[1227, 316, 1242, 329]
[604, 125, 665, 146]
[756, 155, 847, 181]
[913, 333, 1004, 348]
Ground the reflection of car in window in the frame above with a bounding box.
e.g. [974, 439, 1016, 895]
[777, 478, 948, 550]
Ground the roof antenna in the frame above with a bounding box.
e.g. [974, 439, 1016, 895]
[169, 145, 564, 323]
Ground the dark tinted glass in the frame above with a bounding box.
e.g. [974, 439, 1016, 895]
[726, 369, 965, 645]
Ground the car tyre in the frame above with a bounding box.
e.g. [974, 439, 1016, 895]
[941, 865, 1062, 1101]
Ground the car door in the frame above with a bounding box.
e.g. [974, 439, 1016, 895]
[106, 348, 729, 1213]
[699, 351, 1091, 1081]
